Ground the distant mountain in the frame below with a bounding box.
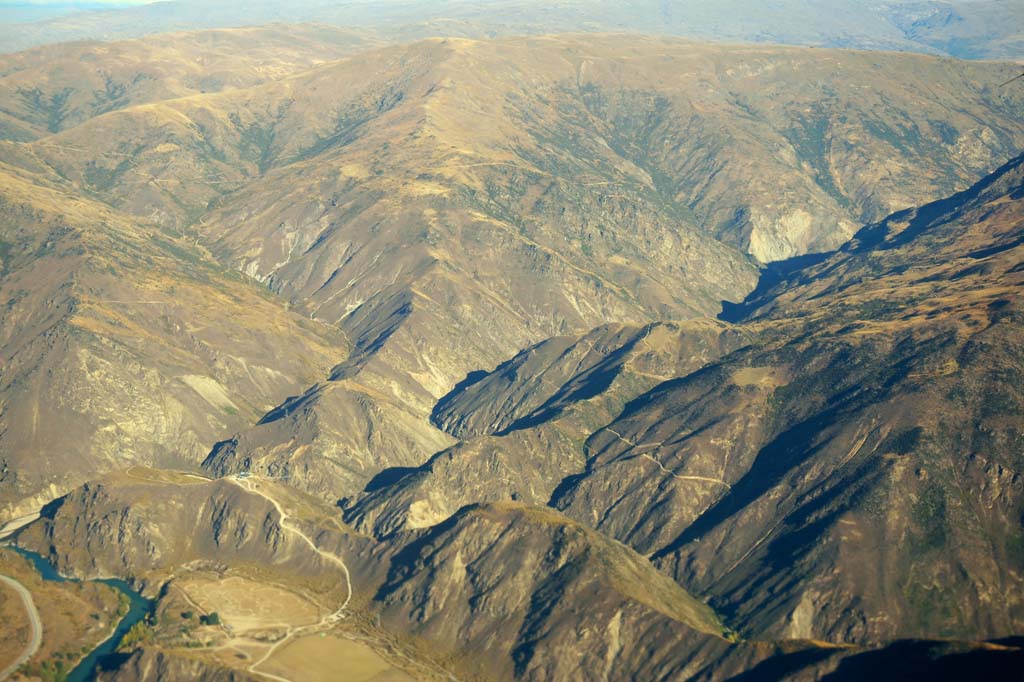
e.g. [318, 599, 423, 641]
[0, 24, 379, 141]
[1, 0, 1021, 60]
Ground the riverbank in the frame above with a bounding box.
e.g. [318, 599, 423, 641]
[10, 548, 153, 682]
[0, 547, 150, 682]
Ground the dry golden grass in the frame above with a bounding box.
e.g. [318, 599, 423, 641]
[262, 634, 415, 682]
[0, 578, 31, 672]
[0, 549, 124, 674]
[182, 577, 321, 633]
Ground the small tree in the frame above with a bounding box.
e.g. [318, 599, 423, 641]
[119, 621, 154, 650]
[200, 612, 221, 626]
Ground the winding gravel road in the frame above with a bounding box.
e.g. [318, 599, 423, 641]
[0, 574, 41, 681]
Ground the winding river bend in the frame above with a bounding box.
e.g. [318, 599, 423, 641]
[7, 547, 152, 682]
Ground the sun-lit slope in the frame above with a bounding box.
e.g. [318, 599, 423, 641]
[366, 502, 739, 681]
[0, 163, 347, 518]
[110, 36, 1018, 400]
[53, 34, 1015, 530]
[8, 35, 1023, 259]
[0, 24, 379, 142]
[343, 320, 753, 537]
[83, 36, 762, 507]
[17, 469, 747, 682]
[338, 153, 1024, 656]
[201, 378, 456, 504]
[430, 320, 754, 440]
[552, 154, 1024, 644]
[16, 470, 351, 586]
[15, 468, 1023, 680]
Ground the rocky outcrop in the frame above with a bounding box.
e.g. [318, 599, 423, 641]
[201, 379, 454, 504]
[15, 471, 351, 598]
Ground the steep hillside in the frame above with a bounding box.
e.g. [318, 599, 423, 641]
[4, 27, 1019, 552]
[17, 36, 1023, 260]
[0, 161, 347, 518]
[346, 320, 752, 537]
[3, 39, 1016, 504]
[554, 154, 1024, 642]
[16, 470, 352, 591]
[201, 378, 456, 503]
[15, 472, 749, 682]
[340, 153, 1024, 656]
[0, 24, 1021, 682]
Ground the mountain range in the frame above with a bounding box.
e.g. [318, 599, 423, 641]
[2, 0, 1023, 60]
[0, 24, 1021, 682]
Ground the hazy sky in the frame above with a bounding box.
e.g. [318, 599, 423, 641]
[1, 1, 155, 4]
[0, 0, 156, 23]
[1, 0, 1020, 60]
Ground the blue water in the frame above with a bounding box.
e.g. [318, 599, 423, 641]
[9, 546, 153, 682]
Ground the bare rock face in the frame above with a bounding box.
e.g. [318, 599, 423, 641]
[201, 379, 455, 504]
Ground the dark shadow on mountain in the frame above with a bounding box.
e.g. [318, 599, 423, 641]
[372, 505, 477, 602]
[652, 404, 847, 561]
[547, 471, 589, 508]
[256, 386, 322, 425]
[95, 652, 133, 677]
[820, 639, 1024, 682]
[363, 466, 421, 493]
[719, 251, 832, 323]
[723, 646, 841, 682]
[330, 289, 413, 381]
[498, 332, 642, 435]
[430, 369, 491, 429]
[201, 438, 237, 469]
[967, 233, 1024, 260]
[853, 153, 1024, 253]
[722, 152, 1024, 325]
[38, 494, 66, 520]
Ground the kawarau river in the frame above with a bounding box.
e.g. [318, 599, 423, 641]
[7, 546, 152, 682]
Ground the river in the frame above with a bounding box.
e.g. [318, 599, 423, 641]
[7, 547, 153, 682]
